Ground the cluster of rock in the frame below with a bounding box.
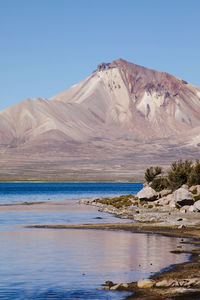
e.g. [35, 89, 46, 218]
[79, 184, 200, 227]
[137, 184, 200, 213]
[102, 281, 128, 291]
[96, 62, 111, 72]
[137, 277, 200, 288]
[103, 277, 200, 291]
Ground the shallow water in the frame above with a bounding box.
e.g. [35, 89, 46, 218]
[0, 183, 194, 299]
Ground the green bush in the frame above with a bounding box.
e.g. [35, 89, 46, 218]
[98, 194, 136, 208]
[151, 177, 169, 192]
[187, 160, 200, 187]
[145, 166, 162, 183]
[144, 159, 200, 192]
[167, 160, 192, 190]
[191, 187, 198, 195]
[194, 195, 200, 201]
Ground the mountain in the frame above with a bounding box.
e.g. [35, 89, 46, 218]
[0, 59, 200, 181]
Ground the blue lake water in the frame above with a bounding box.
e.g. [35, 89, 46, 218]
[0, 182, 143, 204]
[0, 183, 193, 300]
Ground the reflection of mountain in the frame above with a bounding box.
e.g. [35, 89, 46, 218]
[43, 229, 188, 282]
[1, 59, 200, 180]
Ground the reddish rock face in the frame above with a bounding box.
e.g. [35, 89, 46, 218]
[0, 58, 200, 178]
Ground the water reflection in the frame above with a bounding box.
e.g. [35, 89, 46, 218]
[0, 183, 194, 299]
[0, 229, 192, 299]
[0, 202, 131, 232]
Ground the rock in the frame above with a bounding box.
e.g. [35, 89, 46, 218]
[181, 184, 189, 190]
[97, 62, 111, 71]
[169, 199, 176, 208]
[110, 284, 121, 290]
[189, 185, 200, 194]
[166, 193, 175, 201]
[194, 200, 200, 211]
[121, 283, 128, 288]
[170, 287, 189, 294]
[174, 188, 194, 206]
[104, 281, 114, 287]
[187, 278, 200, 286]
[137, 279, 155, 288]
[156, 278, 200, 288]
[188, 205, 197, 212]
[158, 189, 172, 197]
[164, 193, 176, 208]
[137, 187, 158, 202]
[178, 224, 186, 229]
[155, 279, 174, 287]
[157, 197, 170, 206]
[103, 286, 110, 290]
[180, 205, 190, 213]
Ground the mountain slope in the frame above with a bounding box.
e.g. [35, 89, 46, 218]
[0, 59, 200, 180]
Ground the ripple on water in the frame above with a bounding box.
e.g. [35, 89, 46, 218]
[0, 229, 193, 300]
[0, 183, 194, 300]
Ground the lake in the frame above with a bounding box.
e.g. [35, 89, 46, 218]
[0, 183, 193, 300]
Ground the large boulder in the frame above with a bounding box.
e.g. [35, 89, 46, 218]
[174, 188, 194, 206]
[156, 193, 175, 207]
[137, 186, 158, 202]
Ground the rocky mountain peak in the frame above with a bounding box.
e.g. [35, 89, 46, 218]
[97, 62, 111, 72]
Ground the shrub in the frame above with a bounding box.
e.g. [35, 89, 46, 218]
[191, 187, 198, 195]
[98, 194, 135, 208]
[187, 160, 200, 187]
[145, 166, 162, 183]
[167, 160, 192, 190]
[151, 177, 169, 192]
[194, 195, 200, 201]
[143, 159, 200, 192]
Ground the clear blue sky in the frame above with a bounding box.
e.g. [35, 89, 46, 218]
[0, 0, 200, 110]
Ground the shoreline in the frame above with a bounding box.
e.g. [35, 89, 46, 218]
[26, 221, 200, 299]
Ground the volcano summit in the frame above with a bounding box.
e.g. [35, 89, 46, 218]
[1, 59, 200, 181]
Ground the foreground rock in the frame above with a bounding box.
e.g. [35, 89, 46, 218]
[174, 188, 194, 206]
[136, 186, 158, 201]
[137, 279, 155, 288]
